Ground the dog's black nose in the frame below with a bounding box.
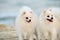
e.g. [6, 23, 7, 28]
[26, 17, 28, 19]
[51, 17, 53, 19]
[29, 20, 31, 22]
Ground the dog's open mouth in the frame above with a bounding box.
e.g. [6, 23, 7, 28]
[26, 20, 31, 23]
[47, 19, 53, 22]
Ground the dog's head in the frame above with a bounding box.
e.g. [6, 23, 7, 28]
[42, 9, 54, 22]
[22, 11, 33, 23]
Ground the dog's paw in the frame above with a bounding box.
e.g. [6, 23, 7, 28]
[45, 39, 48, 40]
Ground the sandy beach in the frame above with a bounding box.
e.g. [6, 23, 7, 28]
[0, 24, 60, 40]
[0, 24, 18, 40]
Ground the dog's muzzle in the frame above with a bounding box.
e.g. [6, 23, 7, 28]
[26, 19, 31, 23]
[47, 17, 53, 22]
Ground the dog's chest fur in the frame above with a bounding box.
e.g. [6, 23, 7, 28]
[40, 19, 59, 31]
[20, 19, 35, 33]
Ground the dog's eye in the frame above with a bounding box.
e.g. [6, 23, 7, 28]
[26, 17, 28, 19]
[47, 15, 49, 17]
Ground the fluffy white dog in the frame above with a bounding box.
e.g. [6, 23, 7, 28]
[15, 6, 37, 40]
[38, 8, 60, 40]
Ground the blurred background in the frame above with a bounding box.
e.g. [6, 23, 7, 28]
[0, 0, 60, 26]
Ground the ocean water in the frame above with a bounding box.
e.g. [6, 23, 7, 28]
[0, 0, 60, 26]
[0, 13, 16, 26]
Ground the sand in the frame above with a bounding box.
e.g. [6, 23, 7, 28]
[0, 24, 18, 40]
[0, 24, 60, 40]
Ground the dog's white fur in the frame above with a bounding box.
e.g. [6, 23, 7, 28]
[38, 8, 60, 40]
[15, 6, 37, 40]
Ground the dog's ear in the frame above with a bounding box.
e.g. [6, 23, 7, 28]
[49, 9, 52, 11]
[43, 9, 46, 14]
[29, 11, 33, 14]
[22, 11, 26, 15]
[40, 9, 46, 16]
[43, 10, 46, 13]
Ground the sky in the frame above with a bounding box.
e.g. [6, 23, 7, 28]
[0, 0, 60, 26]
[0, 0, 60, 14]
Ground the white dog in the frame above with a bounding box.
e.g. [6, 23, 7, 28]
[38, 8, 60, 40]
[15, 6, 37, 40]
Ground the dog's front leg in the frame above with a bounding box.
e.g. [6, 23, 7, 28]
[44, 31, 49, 40]
[51, 29, 57, 40]
[36, 26, 41, 40]
[18, 33, 23, 40]
[29, 35, 33, 40]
